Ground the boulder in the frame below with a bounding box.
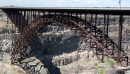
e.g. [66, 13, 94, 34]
[0, 63, 26, 74]
[21, 57, 49, 74]
[1, 39, 12, 52]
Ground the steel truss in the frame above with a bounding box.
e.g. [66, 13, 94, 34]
[10, 13, 129, 66]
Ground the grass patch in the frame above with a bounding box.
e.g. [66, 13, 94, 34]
[104, 57, 116, 68]
[93, 58, 116, 74]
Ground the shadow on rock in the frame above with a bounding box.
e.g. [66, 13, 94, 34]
[20, 25, 83, 74]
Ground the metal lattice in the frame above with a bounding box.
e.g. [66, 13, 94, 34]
[11, 14, 129, 66]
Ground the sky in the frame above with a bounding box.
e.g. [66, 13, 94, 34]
[0, 0, 130, 7]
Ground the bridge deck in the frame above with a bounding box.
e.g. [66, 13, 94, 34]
[1, 7, 130, 15]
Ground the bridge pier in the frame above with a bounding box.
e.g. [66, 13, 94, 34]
[117, 15, 123, 66]
[102, 14, 106, 63]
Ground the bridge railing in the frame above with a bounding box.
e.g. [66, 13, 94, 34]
[0, 7, 130, 10]
[68, 7, 130, 10]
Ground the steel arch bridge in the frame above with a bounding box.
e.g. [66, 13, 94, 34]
[0, 7, 130, 66]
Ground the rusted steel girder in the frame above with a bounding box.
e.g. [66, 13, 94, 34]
[11, 14, 129, 66]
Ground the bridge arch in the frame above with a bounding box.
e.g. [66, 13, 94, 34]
[11, 14, 127, 65]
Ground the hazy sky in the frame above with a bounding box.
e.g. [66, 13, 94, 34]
[0, 0, 130, 7]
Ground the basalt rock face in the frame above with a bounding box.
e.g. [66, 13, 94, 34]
[0, 34, 27, 74]
[26, 34, 96, 74]
[0, 34, 12, 52]
[29, 31, 88, 56]
[26, 25, 94, 74]
[0, 34, 12, 64]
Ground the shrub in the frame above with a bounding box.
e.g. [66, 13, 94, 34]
[98, 68, 105, 74]
[94, 62, 98, 66]
[94, 62, 105, 74]
[104, 58, 116, 68]
[93, 58, 116, 74]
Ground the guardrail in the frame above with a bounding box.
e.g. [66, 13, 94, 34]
[0, 7, 130, 10]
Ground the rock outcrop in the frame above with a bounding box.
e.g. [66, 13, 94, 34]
[0, 62, 26, 74]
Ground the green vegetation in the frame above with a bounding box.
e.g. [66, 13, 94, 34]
[94, 58, 116, 74]
[104, 57, 116, 68]
[94, 66, 105, 74]
[98, 68, 105, 74]
[94, 62, 98, 66]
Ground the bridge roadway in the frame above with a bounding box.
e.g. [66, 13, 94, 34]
[1, 7, 130, 15]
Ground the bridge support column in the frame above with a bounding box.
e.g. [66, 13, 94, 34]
[106, 15, 109, 46]
[102, 14, 106, 62]
[20, 11, 23, 32]
[94, 14, 98, 60]
[117, 15, 123, 66]
[90, 14, 93, 49]
[95, 14, 97, 36]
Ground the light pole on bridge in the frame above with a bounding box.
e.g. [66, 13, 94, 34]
[119, 0, 121, 9]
